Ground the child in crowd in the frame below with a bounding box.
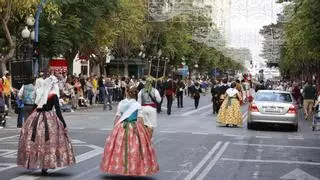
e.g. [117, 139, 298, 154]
[59, 96, 73, 112]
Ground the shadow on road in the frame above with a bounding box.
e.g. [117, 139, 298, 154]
[17, 171, 73, 178]
[249, 123, 297, 132]
[102, 175, 155, 180]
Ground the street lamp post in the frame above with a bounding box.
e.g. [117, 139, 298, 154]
[163, 57, 169, 77]
[148, 56, 153, 76]
[139, 44, 146, 78]
[21, 15, 36, 72]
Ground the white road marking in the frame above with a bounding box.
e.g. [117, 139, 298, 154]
[0, 135, 19, 141]
[0, 149, 17, 158]
[233, 143, 320, 149]
[0, 142, 17, 144]
[11, 145, 103, 180]
[183, 141, 222, 180]
[99, 128, 112, 131]
[192, 132, 209, 135]
[181, 104, 212, 116]
[221, 158, 320, 166]
[253, 171, 259, 179]
[71, 139, 86, 144]
[223, 134, 241, 137]
[255, 136, 272, 139]
[159, 130, 177, 134]
[288, 137, 304, 140]
[64, 112, 114, 116]
[69, 127, 86, 130]
[200, 111, 214, 117]
[0, 163, 17, 173]
[196, 142, 230, 180]
[153, 137, 165, 145]
[280, 168, 319, 180]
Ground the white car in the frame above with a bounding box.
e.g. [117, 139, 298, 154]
[247, 90, 299, 131]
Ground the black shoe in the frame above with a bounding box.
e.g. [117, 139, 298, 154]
[41, 169, 48, 176]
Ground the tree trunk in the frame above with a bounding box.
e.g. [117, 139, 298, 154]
[100, 60, 105, 75]
[65, 49, 78, 75]
[124, 58, 129, 77]
[0, 61, 6, 74]
[1, 17, 16, 75]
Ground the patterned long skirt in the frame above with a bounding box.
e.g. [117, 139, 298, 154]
[17, 111, 76, 169]
[217, 98, 243, 127]
[100, 120, 159, 176]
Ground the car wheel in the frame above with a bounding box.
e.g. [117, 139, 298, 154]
[247, 122, 254, 130]
[292, 125, 298, 132]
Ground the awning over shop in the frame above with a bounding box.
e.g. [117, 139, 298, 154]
[49, 58, 68, 72]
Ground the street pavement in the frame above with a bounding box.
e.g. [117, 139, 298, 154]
[1, 94, 320, 180]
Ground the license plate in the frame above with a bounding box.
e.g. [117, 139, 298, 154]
[265, 108, 280, 113]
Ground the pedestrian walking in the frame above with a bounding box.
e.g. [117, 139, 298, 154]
[104, 78, 113, 110]
[2, 71, 12, 111]
[17, 75, 75, 175]
[211, 80, 219, 114]
[0, 79, 5, 128]
[176, 79, 185, 108]
[217, 82, 243, 127]
[86, 77, 94, 106]
[100, 86, 159, 176]
[217, 78, 229, 112]
[156, 79, 165, 113]
[302, 80, 317, 120]
[164, 77, 176, 115]
[19, 79, 36, 122]
[138, 77, 161, 138]
[193, 82, 202, 109]
[16, 79, 36, 129]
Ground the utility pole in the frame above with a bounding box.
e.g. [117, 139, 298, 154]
[163, 57, 169, 77]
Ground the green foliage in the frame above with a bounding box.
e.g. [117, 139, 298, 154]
[37, 0, 118, 58]
[279, 0, 320, 77]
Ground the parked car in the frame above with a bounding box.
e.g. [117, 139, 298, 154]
[247, 90, 299, 131]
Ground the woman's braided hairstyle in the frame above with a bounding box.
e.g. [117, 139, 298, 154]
[126, 86, 138, 99]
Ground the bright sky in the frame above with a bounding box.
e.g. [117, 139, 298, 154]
[227, 0, 283, 69]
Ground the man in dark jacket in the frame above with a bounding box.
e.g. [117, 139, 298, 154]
[217, 78, 229, 112]
[255, 80, 266, 92]
[137, 77, 146, 92]
[211, 80, 219, 114]
[156, 80, 165, 113]
[176, 79, 185, 108]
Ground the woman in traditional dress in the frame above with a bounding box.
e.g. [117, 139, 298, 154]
[100, 86, 159, 176]
[17, 75, 76, 175]
[217, 82, 243, 127]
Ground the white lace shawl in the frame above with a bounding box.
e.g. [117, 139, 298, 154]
[35, 75, 60, 108]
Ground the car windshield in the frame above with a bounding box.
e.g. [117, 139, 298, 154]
[255, 92, 292, 102]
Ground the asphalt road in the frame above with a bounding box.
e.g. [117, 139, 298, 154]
[1, 94, 320, 180]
